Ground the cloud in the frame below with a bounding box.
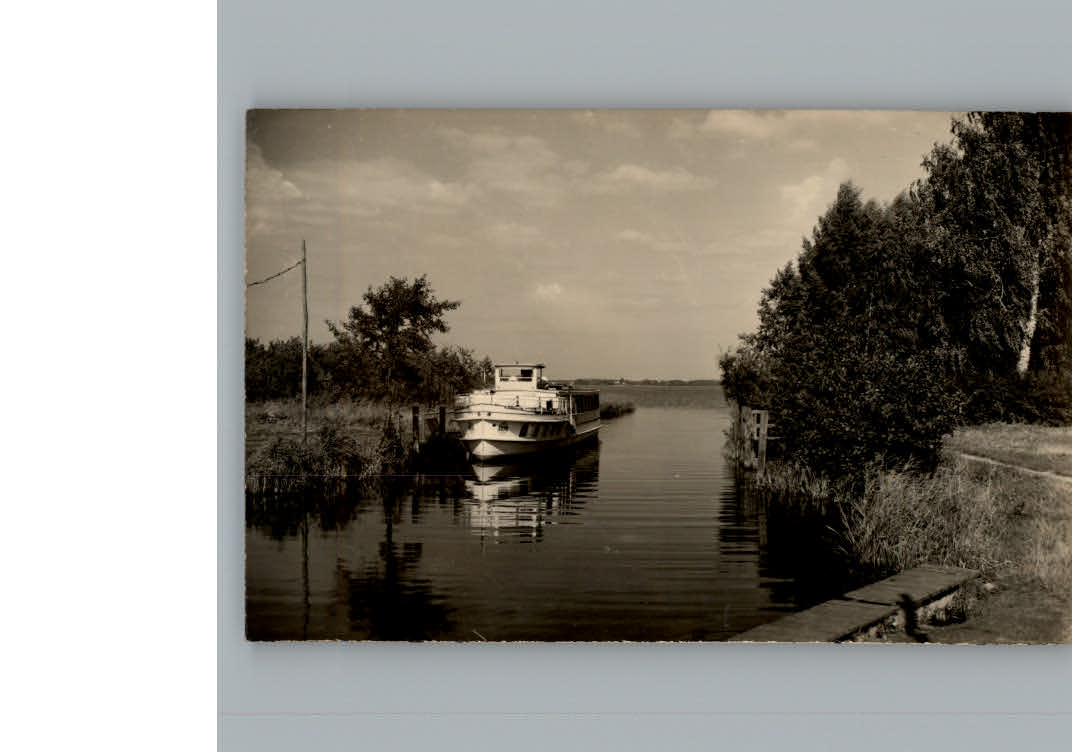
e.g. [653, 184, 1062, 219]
[436, 127, 576, 205]
[669, 111, 785, 142]
[592, 164, 716, 194]
[297, 156, 478, 216]
[571, 110, 642, 138]
[668, 110, 905, 144]
[617, 229, 757, 259]
[532, 282, 564, 301]
[485, 222, 543, 246]
[617, 228, 690, 254]
[780, 157, 851, 225]
[245, 143, 305, 237]
[246, 139, 481, 251]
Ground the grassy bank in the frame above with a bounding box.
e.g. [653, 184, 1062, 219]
[245, 399, 419, 494]
[945, 423, 1072, 476]
[747, 424, 1072, 642]
[246, 399, 394, 464]
[838, 455, 1070, 593]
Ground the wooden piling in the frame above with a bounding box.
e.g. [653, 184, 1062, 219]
[411, 405, 421, 451]
[729, 402, 776, 471]
[742, 405, 756, 469]
[756, 409, 769, 473]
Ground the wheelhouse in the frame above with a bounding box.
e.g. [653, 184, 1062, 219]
[494, 363, 545, 390]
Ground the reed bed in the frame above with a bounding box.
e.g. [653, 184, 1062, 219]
[599, 401, 636, 419]
[749, 462, 832, 513]
[246, 401, 413, 495]
[749, 453, 1072, 593]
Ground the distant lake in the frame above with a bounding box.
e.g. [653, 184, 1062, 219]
[599, 383, 728, 409]
[246, 385, 852, 641]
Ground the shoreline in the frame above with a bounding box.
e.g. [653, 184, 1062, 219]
[742, 423, 1072, 644]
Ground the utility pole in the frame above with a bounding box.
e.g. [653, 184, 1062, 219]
[301, 239, 309, 444]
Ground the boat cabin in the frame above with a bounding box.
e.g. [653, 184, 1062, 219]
[494, 363, 545, 391]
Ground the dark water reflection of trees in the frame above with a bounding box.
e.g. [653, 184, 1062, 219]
[247, 439, 865, 640]
[723, 470, 864, 609]
[338, 488, 455, 640]
[247, 475, 466, 640]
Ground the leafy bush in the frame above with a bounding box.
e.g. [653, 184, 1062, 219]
[725, 114, 1071, 481]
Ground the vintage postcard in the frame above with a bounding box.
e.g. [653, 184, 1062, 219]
[244, 110, 1072, 642]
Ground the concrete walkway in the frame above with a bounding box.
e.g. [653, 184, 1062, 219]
[730, 565, 979, 642]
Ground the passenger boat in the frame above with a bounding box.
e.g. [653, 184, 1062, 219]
[452, 362, 600, 460]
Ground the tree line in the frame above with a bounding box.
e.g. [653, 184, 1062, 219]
[720, 112, 1072, 477]
[573, 378, 720, 386]
[246, 275, 492, 404]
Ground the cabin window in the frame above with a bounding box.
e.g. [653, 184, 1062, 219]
[519, 423, 529, 437]
[499, 422, 510, 432]
[498, 365, 541, 383]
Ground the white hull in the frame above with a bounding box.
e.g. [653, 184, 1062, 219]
[454, 362, 600, 462]
[462, 425, 599, 460]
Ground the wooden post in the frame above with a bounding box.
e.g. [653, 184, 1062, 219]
[739, 405, 754, 469]
[301, 239, 308, 444]
[756, 409, 769, 474]
[728, 399, 739, 465]
[438, 405, 447, 435]
[411, 405, 421, 451]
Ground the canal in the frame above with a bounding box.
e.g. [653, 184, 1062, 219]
[245, 387, 852, 640]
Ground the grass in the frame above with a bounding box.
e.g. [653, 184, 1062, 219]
[945, 423, 1072, 477]
[756, 452, 1071, 594]
[246, 398, 395, 463]
[750, 462, 832, 513]
[599, 401, 636, 419]
[838, 456, 1070, 589]
[848, 454, 1072, 644]
[746, 427, 1072, 641]
[245, 399, 414, 494]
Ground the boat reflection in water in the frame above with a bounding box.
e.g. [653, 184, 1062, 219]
[462, 445, 600, 542]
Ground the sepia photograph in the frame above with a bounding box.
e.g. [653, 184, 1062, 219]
[244, 109, 1071, 643]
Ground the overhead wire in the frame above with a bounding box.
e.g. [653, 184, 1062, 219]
[246, 258, 302, 287]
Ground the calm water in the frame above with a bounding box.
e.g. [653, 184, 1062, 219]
[246, 399, 851, 641]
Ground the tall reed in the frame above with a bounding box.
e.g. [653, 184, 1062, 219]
[747, 454, 1072, 592]
[246, 416, 412, 496]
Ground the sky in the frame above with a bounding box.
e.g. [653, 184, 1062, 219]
[245, 109, 956, 381]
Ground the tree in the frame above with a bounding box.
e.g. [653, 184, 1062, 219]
[245, 337, 335, 402]
[730, 183, 965, 475]
[327, 276, 461, 403]
[920, 114, 1072, 377]
[726, 113, 1072, 479]
[913, 113, 1072, 421]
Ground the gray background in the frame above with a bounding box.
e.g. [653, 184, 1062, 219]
[220, 1, 1072, 749]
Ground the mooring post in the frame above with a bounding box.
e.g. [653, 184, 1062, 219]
[757, 410, 769, 474]
[732, 402, 740, 465]
[411, 405, 420, 451]
[438, 405, 447, 436]
[740, 405, 754, 469]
